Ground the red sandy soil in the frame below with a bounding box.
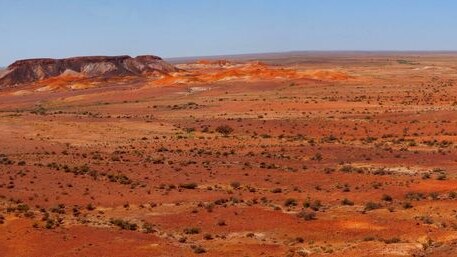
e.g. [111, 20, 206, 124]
[1, 53, 457, 256]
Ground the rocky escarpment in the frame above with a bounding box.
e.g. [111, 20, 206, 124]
[0, 55, 178, 88]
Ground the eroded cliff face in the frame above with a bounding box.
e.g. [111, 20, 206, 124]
[0, 55, 177, 88]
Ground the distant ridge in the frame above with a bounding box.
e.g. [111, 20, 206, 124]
[167, 50, 457, 64]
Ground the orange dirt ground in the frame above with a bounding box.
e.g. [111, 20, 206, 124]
[1, 52, 457, 256]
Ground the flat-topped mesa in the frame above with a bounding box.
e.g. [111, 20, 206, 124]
[0, 55, 178, 88]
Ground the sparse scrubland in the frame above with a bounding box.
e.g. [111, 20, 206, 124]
[1, 53, 457, 256]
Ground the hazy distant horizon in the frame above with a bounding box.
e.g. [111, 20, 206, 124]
[3, 50, 457, 67]
[1, 0, 457, 66]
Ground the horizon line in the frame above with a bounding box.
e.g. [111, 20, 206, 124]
[3, 50, 457, 67]
[165, 50, 457, 60]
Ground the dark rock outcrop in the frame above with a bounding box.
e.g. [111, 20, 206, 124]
[0, 55, 177, 88]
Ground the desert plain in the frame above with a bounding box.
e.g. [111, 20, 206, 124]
[1, 52, 457, 256]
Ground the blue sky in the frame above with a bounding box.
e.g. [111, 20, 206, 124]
[1, 0, 457, 66]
